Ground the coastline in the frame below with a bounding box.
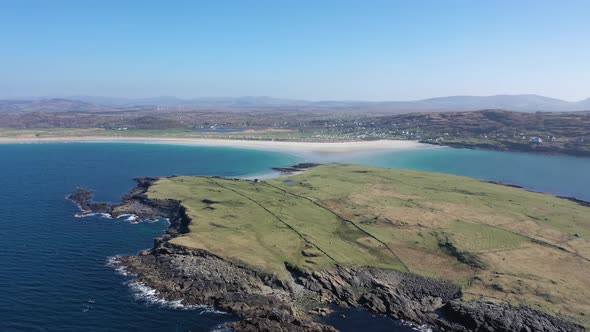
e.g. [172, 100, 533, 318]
[0, 136, 430, 154]
[421, 140, 590, 158]
[67, 172, 586, 332]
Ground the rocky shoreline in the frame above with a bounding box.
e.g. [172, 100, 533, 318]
[68, 176, 584, 332]
[484, 180, 590, 208]
[271, 163, 322, 175]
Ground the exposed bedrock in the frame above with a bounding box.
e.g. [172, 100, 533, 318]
[290, 265, 583, 332]
[288, 265, 460, 323]
[438, 300, 584, 332]
[70, 177, 585, 332]
[118, 246, 336, 332]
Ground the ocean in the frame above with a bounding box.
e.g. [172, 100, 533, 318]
[1, 143, 588, 331]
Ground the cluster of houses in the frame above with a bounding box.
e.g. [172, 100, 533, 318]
[526, 135, 557, 144]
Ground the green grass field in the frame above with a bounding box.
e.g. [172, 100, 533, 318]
[149, 176, 406, 277]
[146, 164, 590, 326]
[0, 128, 342, 142]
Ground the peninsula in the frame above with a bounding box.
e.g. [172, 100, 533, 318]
[70, 164, 589, 331]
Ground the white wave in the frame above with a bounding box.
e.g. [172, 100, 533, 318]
[74, 211, 113, 219]
[127, 216, 140, 224]
[199, 308, 230, 315]
[416, 325, 433, 332]
[74, 212, 93, 218]
[105, 256, 213, 311]
[107, 257, 229, 314]
[68, 193, 170, 225]
[114, 213, 140, 223]
[402, 320, 432, 332]
[75, 208, 171, 225]
[74, 210, 159, 225]
[127, 281, 211, 311]
[105, 255, 134, 277]
[210, 324, 233, 332]
[154, 217, 170, 225]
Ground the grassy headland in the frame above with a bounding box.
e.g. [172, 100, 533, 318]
[146, 164, 589, 326]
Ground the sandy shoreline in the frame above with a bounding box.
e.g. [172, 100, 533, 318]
[0, 136, 430, 153]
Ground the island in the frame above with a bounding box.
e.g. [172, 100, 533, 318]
[69, 164, 589, 331]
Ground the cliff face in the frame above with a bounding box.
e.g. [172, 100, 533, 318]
[68, 178, 585, 332]
[120, 246, 336, 332]
[120, 244, 582, 332]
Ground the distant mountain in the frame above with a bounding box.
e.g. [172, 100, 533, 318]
[375, 94, 578, 112]
[68, 95, 311, 108]
[67, 96, 186, 107]
[577, 97, 590, 108]
[2, 94, 589, 113]
[0, 98, 112, 114]
[76, 94, 587, 112]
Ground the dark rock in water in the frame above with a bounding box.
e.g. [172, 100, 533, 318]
[484, 180, 524, 189]
[67, 188, 111, 215]
[67, 188, 93, 204]
[67, 177, 183, 221]
[557, 196, 590, 207]
[293, 163, 322, 169]
[272, 163, 322, 174]
[485, 181, 590, 207]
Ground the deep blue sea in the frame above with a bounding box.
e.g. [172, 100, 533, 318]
[1, 143, 589, 331]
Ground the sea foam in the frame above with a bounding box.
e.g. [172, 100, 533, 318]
[127, 281, 209, 310]
[106, 256, 227, 313]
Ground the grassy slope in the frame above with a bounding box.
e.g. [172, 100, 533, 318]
[0, 128, 336, 142]
[147, 165, 590, 326]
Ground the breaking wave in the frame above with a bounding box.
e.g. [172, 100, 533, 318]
[106, 256, 227, 314]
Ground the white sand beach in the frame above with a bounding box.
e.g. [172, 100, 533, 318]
[0, 136, 430, 154]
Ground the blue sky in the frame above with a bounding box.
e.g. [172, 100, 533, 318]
[1, 0, 589, 101]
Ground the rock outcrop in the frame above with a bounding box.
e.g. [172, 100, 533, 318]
[69, 178, 585, 332]
[438, 300, 583, 332]
[119, 246, 335, 332]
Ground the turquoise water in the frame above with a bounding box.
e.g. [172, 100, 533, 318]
[1, 143, 588, 331]
[360, 148, 590, 201]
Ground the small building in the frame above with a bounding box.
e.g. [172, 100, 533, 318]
[529, 137, 543, 143]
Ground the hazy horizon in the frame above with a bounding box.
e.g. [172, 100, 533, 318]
[1, 1, 589, 101]
[4, 93, 590, 104]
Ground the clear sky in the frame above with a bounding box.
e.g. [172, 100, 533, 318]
[1, 0, 589, 101]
